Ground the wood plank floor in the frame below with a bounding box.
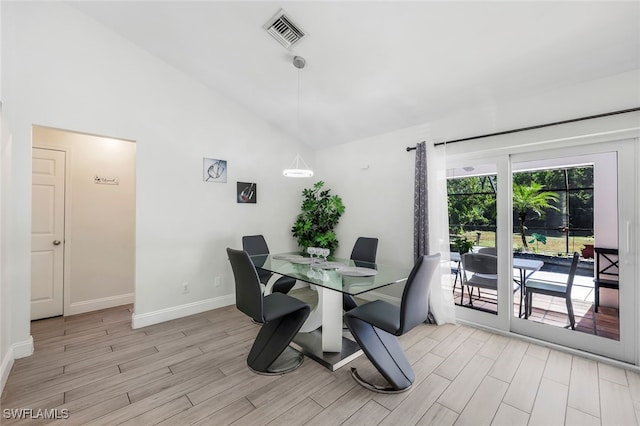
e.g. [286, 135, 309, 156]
[2, 290, 639, 425]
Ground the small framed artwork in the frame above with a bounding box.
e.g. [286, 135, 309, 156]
[237, 182, 257, 203]
[203, 158, 227, 183]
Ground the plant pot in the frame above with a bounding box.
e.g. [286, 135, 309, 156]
[581, 244, 594, 259]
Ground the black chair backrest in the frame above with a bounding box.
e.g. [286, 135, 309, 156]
[565, 252, 580, 295]
[478, 247, 497, 256]
[242, 235, 272, 283]
[399, 253, 441, 334]
[462, 253, 497, 275]
[351, 237, 378, 264]
[594, 247, 619, 280]
[242, 235, 270, 255]
[227, 248, 264, 323]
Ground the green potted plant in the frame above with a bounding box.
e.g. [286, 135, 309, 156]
[581, 236, 595, 258]
[452, 235, 474, 254]
[291, 181, 345, 254]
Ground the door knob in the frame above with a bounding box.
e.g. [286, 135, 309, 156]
[53, 240, 61, 246]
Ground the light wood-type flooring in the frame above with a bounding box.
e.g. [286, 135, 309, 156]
[2, 289, 639, 425]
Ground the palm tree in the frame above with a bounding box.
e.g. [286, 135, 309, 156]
[513, 182, 559, 249]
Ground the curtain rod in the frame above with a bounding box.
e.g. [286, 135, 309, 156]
[405, 107, 640, 152]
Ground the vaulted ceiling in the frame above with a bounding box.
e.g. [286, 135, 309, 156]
[69, 1, 640, 148]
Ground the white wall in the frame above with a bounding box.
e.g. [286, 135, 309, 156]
[0, 0, 312, 380]
[315, 126, 422, 299]
[32, 127, 136, 314]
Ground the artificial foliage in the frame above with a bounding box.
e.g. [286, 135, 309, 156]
[291, 181, 345, 253]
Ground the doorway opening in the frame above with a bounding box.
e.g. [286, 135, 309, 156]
[31, 126, 136, 320]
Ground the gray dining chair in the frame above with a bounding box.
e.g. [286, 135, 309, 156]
[477, 247, 497, 256]
[227, 248, 310, 374]
[474, 247, 497, 300]
[343, 237, 378, 311]
[525, 252, 579, 329]
[242, 235, 296, 294]
[460, 252, 498, 307]
[344, 253, 440, 393]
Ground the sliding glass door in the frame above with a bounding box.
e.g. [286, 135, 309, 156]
[447, 157, 513, 331]
[509, 139, 636, 363]
[445, 139, 636, 363]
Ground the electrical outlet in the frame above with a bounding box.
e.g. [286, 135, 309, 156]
[214, 276, 222, 288]
[182, 282, 189, 294]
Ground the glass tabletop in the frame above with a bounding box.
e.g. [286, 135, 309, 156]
[250, 252, 410, 295]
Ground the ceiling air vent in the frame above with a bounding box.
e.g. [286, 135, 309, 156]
[263, 9, 307, 49]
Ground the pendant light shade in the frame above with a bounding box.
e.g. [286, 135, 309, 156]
[283, 154, 314, 178]
[283, 56, 313, 178]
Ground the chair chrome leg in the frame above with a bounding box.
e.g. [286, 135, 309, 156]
[249, 346, 305, 375]
[344, 316, 414, 392]
[350, 368, 412, 394]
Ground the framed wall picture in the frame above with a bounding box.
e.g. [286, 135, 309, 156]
[203, 158, 227, 183]
[237, 182, 256, 203]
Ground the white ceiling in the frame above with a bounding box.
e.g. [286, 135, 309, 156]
[68, 1, 640, 149]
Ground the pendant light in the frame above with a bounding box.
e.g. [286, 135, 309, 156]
[283, 154, 314, 177]
[283, 56, 314, 178]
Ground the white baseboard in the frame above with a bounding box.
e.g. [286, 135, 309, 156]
[1, 337, 34, 393]
[67, 293, 135, 316]
[131, 294, 235, 329]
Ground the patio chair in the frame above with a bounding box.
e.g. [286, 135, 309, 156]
[593, 247, 619, 313]
[460, 253, 498, 307]
[524, 252, 579, 330]
[477, 247, 497, 255]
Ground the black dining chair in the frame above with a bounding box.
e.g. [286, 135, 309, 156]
[227, 248, 310, 374]
[343, 237, 378, 311]
[344, 253, 440, 393]
[593, 247, 619, 313]
[525, 252, 579, 330]
[242, 235, 296, 294]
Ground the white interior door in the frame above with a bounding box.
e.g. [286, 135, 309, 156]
[31, 148, 65, 320]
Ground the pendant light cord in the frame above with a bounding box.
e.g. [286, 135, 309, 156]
[297, 67, 301, 138]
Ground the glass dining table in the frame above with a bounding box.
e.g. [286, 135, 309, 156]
[250, 252, 410, 370]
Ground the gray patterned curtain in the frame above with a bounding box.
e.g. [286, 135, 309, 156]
[413, 141, 428, 259]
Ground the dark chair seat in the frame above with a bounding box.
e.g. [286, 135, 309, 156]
[345, 300, 400, 335]
[594, 278, 619, 288]
[345, 253, 440, 393]
[262, 292, 309, 323]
